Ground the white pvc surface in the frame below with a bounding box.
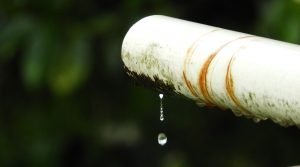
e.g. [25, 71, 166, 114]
[122, 15, 300, 127]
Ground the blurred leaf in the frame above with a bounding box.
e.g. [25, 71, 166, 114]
[87, 14, 118, 35]
[0, 16, 33, 60]
[21, 23, 52, 90]
[47, 33, 91, 96]
[104, 38, 122, 77]
[0, 133, 13, 166]
[282, 16, 300, 43]
[161, 152, 191, 167]
[257, 0, 300, 43]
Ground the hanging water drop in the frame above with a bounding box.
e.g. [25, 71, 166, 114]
[158, 132, 167, 146]
[232, 109, 243, 117]
[253, 117, 261, 123]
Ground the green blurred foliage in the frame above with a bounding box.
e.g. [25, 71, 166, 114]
[0, 0, 175, 95]
[258, 0, 300, 43]
[0, 0, 299, 167]
[1, 1, 107, 95]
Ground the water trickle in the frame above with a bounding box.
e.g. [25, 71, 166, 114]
[158, 93, 167, 146]
[159, 93, 164, 122]
[158, 132, 167, 146]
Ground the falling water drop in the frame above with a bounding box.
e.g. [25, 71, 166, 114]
[158, 132, 167, 146]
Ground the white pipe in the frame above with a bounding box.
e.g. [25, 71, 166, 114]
[121, 15, 300, 127]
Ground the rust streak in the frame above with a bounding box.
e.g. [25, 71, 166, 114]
[183, 29, 220, 97]
[226, 56, 241, 108]
[183, 72, 197, 96]
[199, 36, 253, 106]
[225, 47, 252, 115]
[199, 52, 216, 106]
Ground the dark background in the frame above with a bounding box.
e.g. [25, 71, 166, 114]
[0, 0, 300, 167]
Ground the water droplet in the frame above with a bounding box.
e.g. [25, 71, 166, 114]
[253, 118, 261, 123]
[158, 132, 167, 146]
[279, 121, 290, 127]
[195, 101, 206, 107]
[160, 114, 164, 121]
[261, 117, 268, 120]
[232, 109, 243, 117]
[159, 93, 164, 99]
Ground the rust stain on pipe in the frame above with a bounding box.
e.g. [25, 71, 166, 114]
[183, 29, 219, 98]
[225, 46, 252, 115]
[182, 72, 197, 96]
[198, 53, 217, 106]
[226, 55, 244, 109]
[199, 36, 253, 106]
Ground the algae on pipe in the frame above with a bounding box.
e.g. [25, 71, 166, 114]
[122, 15, 300, 128]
